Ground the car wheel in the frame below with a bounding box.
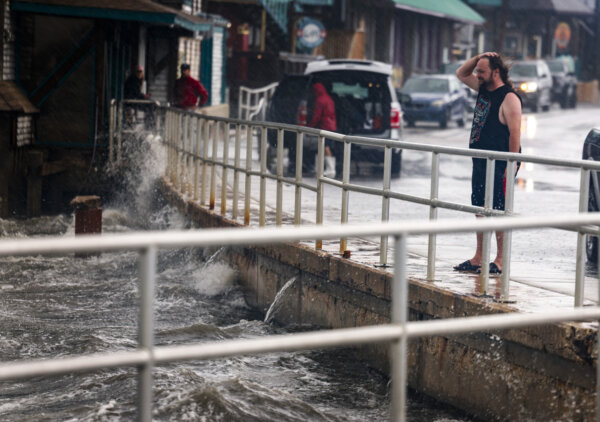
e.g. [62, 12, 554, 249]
[586, 235, 598, 264]
[439, 108, 450, 129]
[570, 89, 578, 108]
[406, 119, 415, 128]
[457, 108, 466, 127]
[531, 99, 539, 113]
[391, 150, 402, 177]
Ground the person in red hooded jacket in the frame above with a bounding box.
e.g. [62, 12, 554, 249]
[307, 82, 337, 158]
[174, 63, 208, 109]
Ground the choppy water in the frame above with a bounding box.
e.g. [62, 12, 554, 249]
[0, 133, 474, 421]
[0, 210, 477, 421]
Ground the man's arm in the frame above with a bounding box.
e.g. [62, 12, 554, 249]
[456, 55, 480, 91]
[502, 92, 522, 154]
[192, 79, 209, 106]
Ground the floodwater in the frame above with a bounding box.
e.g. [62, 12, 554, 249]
[0, 135, 474, 421]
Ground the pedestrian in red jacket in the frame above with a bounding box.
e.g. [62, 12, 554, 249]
[308, 82, 337, 177]
[174, 63, 208, 109]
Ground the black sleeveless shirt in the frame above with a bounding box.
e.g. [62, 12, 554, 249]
[469, 84, 520, 152]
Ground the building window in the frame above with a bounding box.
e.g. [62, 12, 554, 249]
[15, 115, 34, 147]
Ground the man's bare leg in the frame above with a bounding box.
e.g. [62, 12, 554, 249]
[469, 215, 484, 266]
[494, 231, 504, 270]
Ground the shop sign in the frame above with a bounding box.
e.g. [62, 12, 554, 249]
[296, 17, 326, 49]
[554, 22, 571, 49]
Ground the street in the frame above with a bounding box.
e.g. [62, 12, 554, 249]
[337, 103, 600, 302]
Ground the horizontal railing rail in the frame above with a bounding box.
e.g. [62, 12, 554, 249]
[152, 106, 600, 307]
[1, 214, 599, 422]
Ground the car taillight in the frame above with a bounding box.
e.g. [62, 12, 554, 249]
[390, 107, 401, 129]
[298, 104, 307, 126]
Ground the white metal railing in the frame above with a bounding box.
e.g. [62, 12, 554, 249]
[237, 82, 278, 121]
[156, 107, 600, 307]
[0, 215, 599, 422]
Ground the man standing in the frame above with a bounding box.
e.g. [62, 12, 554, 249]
[174, 63, 208, 110]
[124, 65, 150, 100]
[454, 52, 522, 275]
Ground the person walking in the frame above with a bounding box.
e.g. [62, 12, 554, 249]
[453, 52, 522, 275]
[174, 63, 208, 110]
[307, 82, 337, 178]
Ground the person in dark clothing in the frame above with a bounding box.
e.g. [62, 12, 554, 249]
[124, 65, 153, 127]
[174, 63, 208, 110]
[124, 65, 150, 100]
[307, 82, 337, 177]
[454, 52, 522, 275]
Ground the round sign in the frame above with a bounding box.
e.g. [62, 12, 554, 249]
[296, 17, 326, 49]
[554, 22, 571, 49]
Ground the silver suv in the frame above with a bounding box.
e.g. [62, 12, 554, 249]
[510, 60, 553, 112]
[266, 59, 403, 175]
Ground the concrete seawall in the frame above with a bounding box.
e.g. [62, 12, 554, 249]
[160, 176, 597, 421]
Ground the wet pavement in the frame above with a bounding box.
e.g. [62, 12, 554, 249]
[179, 103, 600, 317]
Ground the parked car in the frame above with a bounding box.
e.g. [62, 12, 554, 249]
[582, 128, 600, 263]
[545, 57, 577, 109]
[510, 60, 553, 112]
[265, 59, 403, 175]
[398, 74, 469, 128]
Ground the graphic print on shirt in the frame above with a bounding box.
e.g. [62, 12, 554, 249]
[470, 95, 490, 145]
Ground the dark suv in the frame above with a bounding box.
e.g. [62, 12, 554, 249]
[545, 58, 577, 109]
[265, 59, 403, 175]
[582, 128, 600, 263]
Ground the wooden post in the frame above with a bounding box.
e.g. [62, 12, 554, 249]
[70, 195, 102, 235]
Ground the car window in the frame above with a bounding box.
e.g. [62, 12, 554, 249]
[511, 64, 538, 78]
[402, 77, 449, 93]
[547, 61, 565, 74]
[309, 70, 392, 136]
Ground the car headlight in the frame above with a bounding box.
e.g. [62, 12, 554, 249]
[431, 99, 445, 107]
[520, 82, 538, 93]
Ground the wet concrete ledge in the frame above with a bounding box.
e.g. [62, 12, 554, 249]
[159, 177, 597, 421]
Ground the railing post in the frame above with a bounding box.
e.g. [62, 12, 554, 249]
[575, 167, 590, 307]
[294, 131, 303, 225]
[193, 117, 200, 201]
[391, 234, 408, 422]
[173, 113, 181, 189]
[116, 101, 123, 163]
[427, 152, 440, 281]
[500, 159, 517, 301]
[380, 146, 392, 266]
[340, 139, 351, 254]
[109, 100, 115, 164]
[210, 121, 218, 210]
[276, 128, 284, 226]
[259, 127, 268, 226]
[137, 245, 156, 422]
[184, 114, 191, 194]
[480, 158, 495, 295]
[244, 124, 253, 225]
[316, 135, 325, 250]
[201, 119, 209, 206]
[233, 123, 241, 220]
[221, 122, 230, 216]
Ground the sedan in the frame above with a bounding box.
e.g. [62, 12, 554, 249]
[398, 75, 468, 128]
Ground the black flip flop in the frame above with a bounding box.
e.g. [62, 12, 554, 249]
[477, 262, 502, 274]
[453, 260, 481, 272]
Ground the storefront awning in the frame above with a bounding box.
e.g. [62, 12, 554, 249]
[465, 0, 501, 6]
[11, 0, 212, 32]
[393, 0, 485, 24]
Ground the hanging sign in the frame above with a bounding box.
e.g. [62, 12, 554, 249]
[554, 22, 571, 49]
[296, 17, 326, 49]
